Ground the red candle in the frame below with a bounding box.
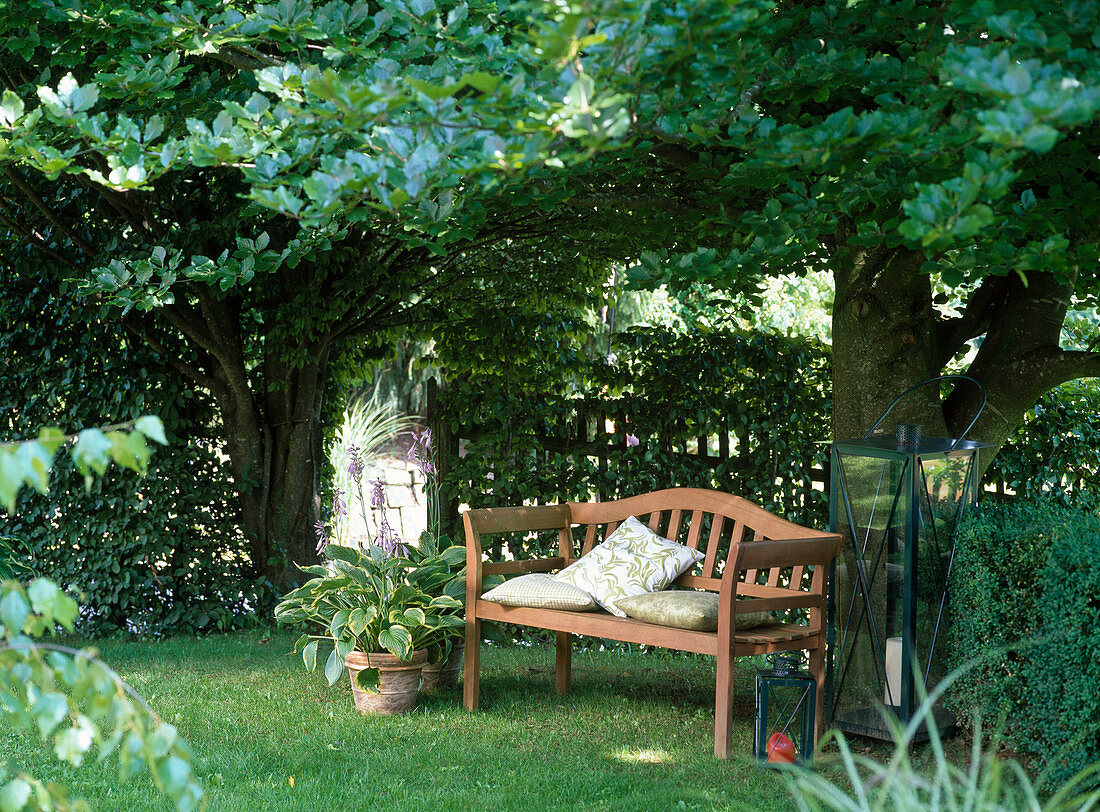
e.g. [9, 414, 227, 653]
[766, 732, 797, 764]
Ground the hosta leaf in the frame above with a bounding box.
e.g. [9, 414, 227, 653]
[324, 647, 344, 685]
[302, 639, 318, 671]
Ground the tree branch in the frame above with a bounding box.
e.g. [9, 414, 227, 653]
[0, 197, 79, 269]
[933, 274, 1007, 369]
[205, 45, 282, 72]
[4, 166, 97, 255]
[123, 320, 216, 392]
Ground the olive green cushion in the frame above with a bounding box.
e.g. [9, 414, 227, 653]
[615, 591, 772, 632]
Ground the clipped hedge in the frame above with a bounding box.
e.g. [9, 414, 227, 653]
[948, 500, 1100, 791]
[434, 324, 831, 558]
[1, 283, 269, 635]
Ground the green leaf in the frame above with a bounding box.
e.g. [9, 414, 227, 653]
[0, 90, 25, 126]
[54, 716, 95, 766]
[134, 415, 168, 446]
[33, 692, 70, 739]
[324, 646, 344, 685]
[302, 639, 318, 671]
[26, 580, 63, 616]
[348, 607, 368, 635]
[34, 427, 67, 456]
[0, 590, 30, 634]
[0, 778, 32, 812]
[463, 71, 501, 94]
[156, 755, 193, 795]
[377, 624, 413, 659]
[71, 429, 114, 478]
[148, 723, 178, 759]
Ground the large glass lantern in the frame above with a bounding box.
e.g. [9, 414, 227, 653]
[826, 377, 994, 740]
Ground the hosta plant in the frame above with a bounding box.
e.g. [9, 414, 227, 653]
[274, 543, 464, 685]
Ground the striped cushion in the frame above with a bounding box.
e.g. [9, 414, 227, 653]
[481, 573, 597, 611]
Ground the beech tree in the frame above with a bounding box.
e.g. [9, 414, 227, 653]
[4, 0, 1099, 583]
[543, 0, 1100, 445]
[0, 1, 650, 585]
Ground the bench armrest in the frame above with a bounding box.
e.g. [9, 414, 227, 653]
[716, 534, 842, 630]
[463, 505, 574, 609]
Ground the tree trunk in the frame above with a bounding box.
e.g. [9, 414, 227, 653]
[211, 368, 327, 588]
[165, 286, 331, 589]
[831, 245, 946, 441]
[831, 242, 1100, 479]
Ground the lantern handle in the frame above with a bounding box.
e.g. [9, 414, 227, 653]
[863, 375, 987, 450]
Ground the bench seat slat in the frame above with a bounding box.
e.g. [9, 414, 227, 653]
[474, 601, 719, 654]
[474, 602, 822, 654]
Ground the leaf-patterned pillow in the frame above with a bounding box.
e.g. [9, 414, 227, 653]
[552, 515, 705, 617]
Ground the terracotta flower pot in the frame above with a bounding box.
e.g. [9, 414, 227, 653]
[420, 641, 465, 694]
[344, 649, 428, 715]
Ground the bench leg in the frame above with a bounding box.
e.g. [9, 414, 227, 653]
[463, 618, 481, 711]
[555, 631, 572, 695]
[714, 653, 734, 759]
[809, 643, 826, 747]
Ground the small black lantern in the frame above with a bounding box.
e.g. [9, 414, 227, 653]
[755, 654, 816, 768]
[827, 376, 995, 741]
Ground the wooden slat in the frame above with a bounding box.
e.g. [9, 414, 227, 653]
[685, 510, 704, 549]
[739, 583, 806, 599]
[701, 514, 725, 579]
[735, 535, 843, 571]
[766, 564, 782, 588]
[464, 504, 571, 535]
[732, 594, 825, 612]
[582, 523, 599, 555]
[647, 511, 662, 533]
[674, 574, 722, 591]
[667, 509, 684, 542]
[482, 557, 566, 576]
[474, 601, 718, 655]
[791, 565, 806, 590]
[733, 623, 817, 645]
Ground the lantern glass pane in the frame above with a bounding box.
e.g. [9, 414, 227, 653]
[831, 450, 906, 737]
[914, 453, 976, 694]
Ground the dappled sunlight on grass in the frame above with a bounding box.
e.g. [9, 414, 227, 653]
[606, 746, 677, 765]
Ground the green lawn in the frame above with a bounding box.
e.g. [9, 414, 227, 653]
[4, 630, 832, 811]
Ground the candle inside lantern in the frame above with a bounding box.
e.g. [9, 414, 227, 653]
[766, 731, 797, 764]
[885, 636, 902, 706]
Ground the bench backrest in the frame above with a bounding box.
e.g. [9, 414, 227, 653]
[462, 489, 840, 596]
[566, 488, 837, 592]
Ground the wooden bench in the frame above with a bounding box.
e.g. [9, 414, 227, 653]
[461, 487, 843, 758]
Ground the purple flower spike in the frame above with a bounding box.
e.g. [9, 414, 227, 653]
[370, 479, 386, 510]
[346, 445, 364, 483]
[333, 488, 348, 517]
[408, 428, 435, 477]
[378, 520, 407, 557]
[314, 520, 328, 554]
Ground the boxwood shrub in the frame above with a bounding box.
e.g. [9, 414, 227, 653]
[948, 499, 1100, 791]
